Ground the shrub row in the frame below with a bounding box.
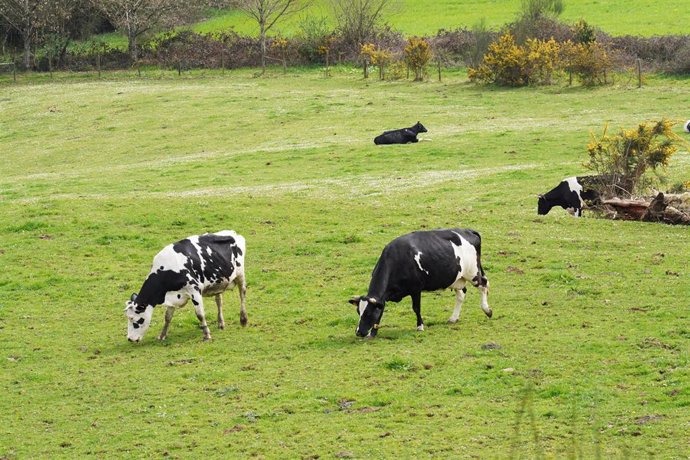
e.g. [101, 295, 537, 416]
[13, 21, 690, 75]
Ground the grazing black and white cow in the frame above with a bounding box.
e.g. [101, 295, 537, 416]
[537, 176, 600, 217]
[683, 120, 690, 133]
[125, 230, 247, 342]
[349, 228, 491, 338]
[374, 121, 427, 145]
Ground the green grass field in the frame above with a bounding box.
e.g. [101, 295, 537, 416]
[0, 68, 689, 458]
[193, 0, 690, 37]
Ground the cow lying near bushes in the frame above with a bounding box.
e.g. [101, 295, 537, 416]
[374, 121, 427, 145]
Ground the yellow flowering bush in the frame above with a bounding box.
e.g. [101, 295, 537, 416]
[561, 40, 611, 86]
[586, 119, 681, 196]
[404, 37, 432, 81]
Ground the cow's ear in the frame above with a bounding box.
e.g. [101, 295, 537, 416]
[537, 194, 544, 199]
[348, 296, 362, 306]
[130, 293, 138, 302]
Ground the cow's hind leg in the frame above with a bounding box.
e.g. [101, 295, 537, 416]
[158, 306, 175, 340]
[472, 275, 492, 318]
[191, 290, 212, 341]
[238, 273, 248, 327]
[411, 291, 424, 331]
[449, 283, 466, 324]
[215, 294, 225, 330]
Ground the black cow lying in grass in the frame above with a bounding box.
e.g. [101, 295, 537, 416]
[374, 121, 427, 145]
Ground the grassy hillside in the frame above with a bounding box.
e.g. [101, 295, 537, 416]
[0, 68, 688, 458]
[193, 0, 690, 37]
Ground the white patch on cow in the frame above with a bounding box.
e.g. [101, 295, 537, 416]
[149, 243, 191, 275]
[564, 176, 582, 193]
[206, 246, 213, 256]
[565, 176, 585, 208]
[164, 290, 189, 308]
[414, 252, 429, 275]
[450, 232, 479, 288]
[358, 299, 368, 318]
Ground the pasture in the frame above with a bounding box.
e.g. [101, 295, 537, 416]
[193, 0, 690, 37]
[0, 68, 689, 458]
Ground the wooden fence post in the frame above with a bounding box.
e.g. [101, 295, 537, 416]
[637, 58, 642, 88]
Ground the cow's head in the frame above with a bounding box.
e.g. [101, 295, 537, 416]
[537, 194, 552, 215]
[349, 296, 385, 338]
[414, 121, 428, 133]
[124, 293, 153, 342]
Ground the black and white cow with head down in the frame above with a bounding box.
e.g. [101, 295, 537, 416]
[349, 228, 492, 338]
[125, 230, 247, 342]
[537, 176, 600, 217]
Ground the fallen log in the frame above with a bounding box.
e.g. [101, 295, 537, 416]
[600, 192, 690, 225]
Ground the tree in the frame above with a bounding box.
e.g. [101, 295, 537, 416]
[233, 0, 310, 75]
[91, 0, 202, 61]
[0, 0, 84, 68]
[0, 0, 47, 67]
[331, 0, 395, 50]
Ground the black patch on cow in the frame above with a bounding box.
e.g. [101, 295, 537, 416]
[374, 121, 427, 145]
[134, 269, 188, 309]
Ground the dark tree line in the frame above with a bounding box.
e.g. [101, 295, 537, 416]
[0, 0, 212, 68]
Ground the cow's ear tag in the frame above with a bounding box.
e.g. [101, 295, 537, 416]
[373, 324, 379, 330]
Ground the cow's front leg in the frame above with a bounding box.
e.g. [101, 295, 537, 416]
[215, 294, 225, 330]
[449, 285, 466, 324]
[158, 306, 176, 340]
[411, 291, 424, 331]
[191, 291, 212, 341]
[238, 274, 248, 327]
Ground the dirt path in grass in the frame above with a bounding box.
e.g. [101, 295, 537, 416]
[11, 163, 553, 202]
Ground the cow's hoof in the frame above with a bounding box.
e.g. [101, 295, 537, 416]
[484, 309, 493, 318]
[203, 336, 212, 342]
[240, 317, 248, 327]
[417, 325, 425, 332]
[447, 318, 458, 324]
[218, 322, 225, 330]
[157, 335, 167, 341]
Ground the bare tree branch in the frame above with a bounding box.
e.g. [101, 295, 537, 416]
[232, 0, 310, 74]
[90, 0, 204, 61]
